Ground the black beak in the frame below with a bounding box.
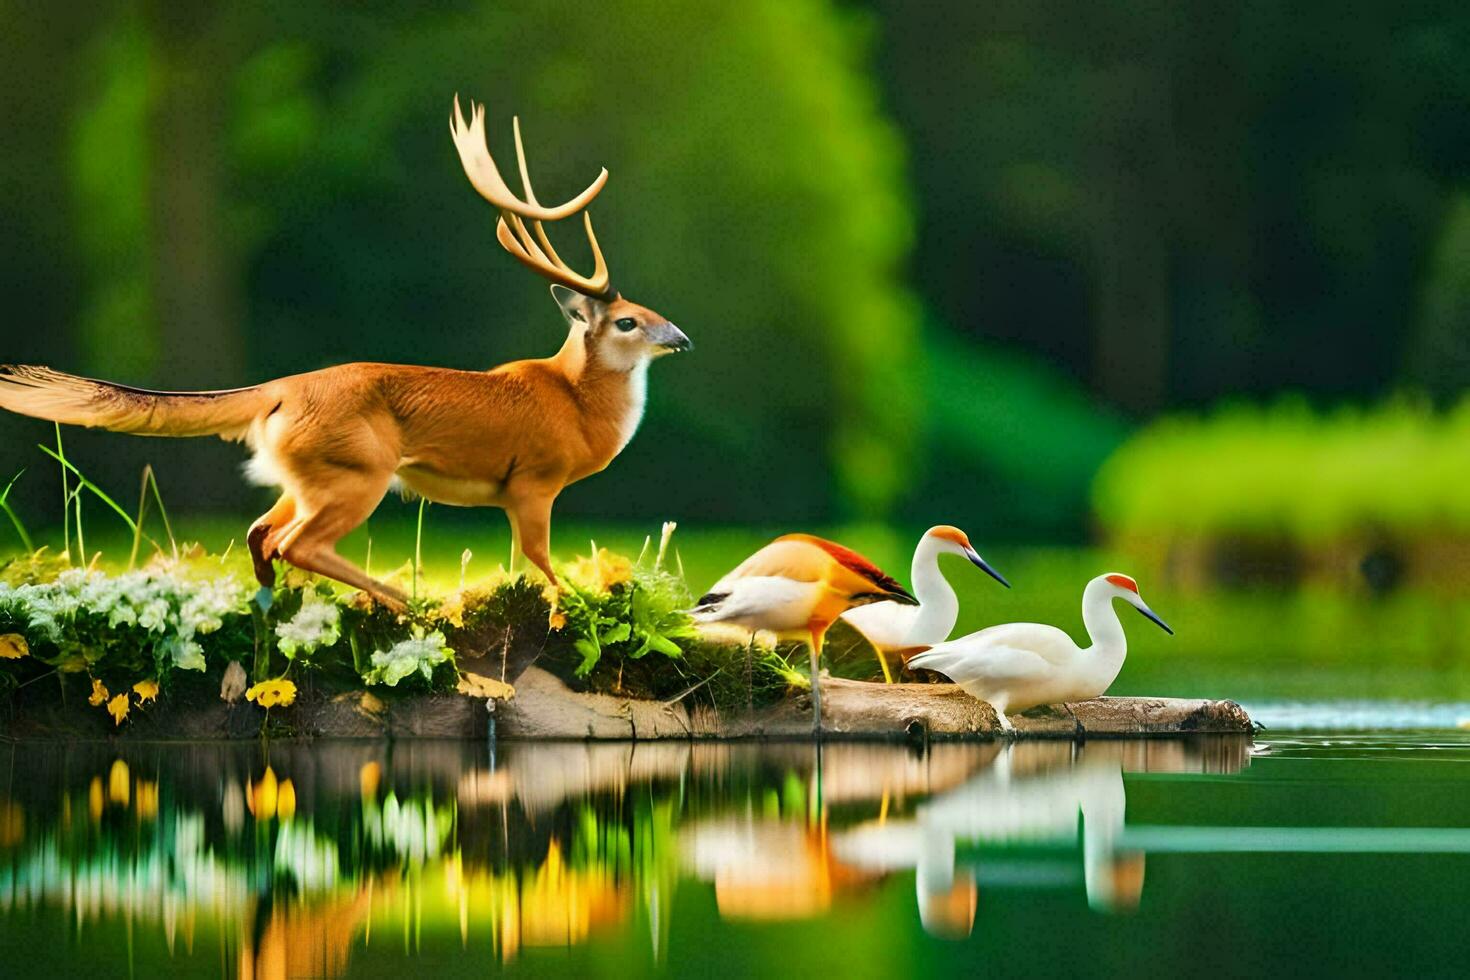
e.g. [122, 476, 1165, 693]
[964, 547, 1011, 588]
[648, 322, 692, 352]
[1135, 602, 1174, 635]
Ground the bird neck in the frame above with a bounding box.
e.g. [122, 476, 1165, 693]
[1080, 580, 1128, 668]
[907, 538, 960, 641]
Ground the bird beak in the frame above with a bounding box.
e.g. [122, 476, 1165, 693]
[1132, 598, 1174, 635]
[964, 547, 1011, 589]
[648, 322, 692, 353]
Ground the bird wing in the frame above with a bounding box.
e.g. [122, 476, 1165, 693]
[907, 642, 1051, 690]
[691, 576, 818, 632]
[776, 533, 914, 602]
[704, 538, 828, 594]
[839, 600, 918, 651]
[943, 622, 1079, 667]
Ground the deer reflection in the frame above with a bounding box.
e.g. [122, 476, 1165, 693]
[0, 736, 1250, 974]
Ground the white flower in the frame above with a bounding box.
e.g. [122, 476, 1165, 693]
[275, 596, 341, 659]
[364, 629, 453, 687]
[138, 599, 171, 633]
[0, 564, 252, 670]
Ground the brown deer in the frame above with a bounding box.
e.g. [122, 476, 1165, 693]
[0, 95, 689, 608]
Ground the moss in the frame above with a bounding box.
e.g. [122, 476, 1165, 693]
[0, 538, 807, 727]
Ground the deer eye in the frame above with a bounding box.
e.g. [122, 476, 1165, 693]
[614, 317, 638, 333]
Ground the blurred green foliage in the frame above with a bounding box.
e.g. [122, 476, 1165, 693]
[1094, 397, 1470, 545]
[4, 1, 1470, 544]
[0, 0, 922, 526]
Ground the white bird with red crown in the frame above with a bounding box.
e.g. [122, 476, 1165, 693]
[906, 573, 1173, 733]
[693, 533, 917, 732]
[840, 525, 1009, 681]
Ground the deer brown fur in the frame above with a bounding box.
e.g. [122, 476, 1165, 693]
[0, 97, 688, 608]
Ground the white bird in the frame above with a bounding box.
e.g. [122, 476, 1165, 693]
[692, 533, 917, 732]
[840, 525, 1009, 680]
[907, 573, 1173, 732]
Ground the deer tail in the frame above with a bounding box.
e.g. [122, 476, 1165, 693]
[0, 365, 274, 440]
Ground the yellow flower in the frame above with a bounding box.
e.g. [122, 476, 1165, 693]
[135, 780, 159, 821]
[565, 547, 633, 593]
[248, 767, 278, 820]
[88, 777, 104, 822]
[0, 634, 28, 659]
[132, 679, 159, 704]
[359, 761, 382, 799]
[108, 760, 129, 804]
[107, 693, 130, 726]
[277, 779, 296, 821]
[548, 609, 568, 630]
[245, 678, 297, 709]
[88, 678, 109, 706]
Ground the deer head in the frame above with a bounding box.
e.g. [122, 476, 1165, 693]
[450, 96, 689, 373]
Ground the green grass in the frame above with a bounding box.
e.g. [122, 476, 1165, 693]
[1094, 395, 1470, 545]
[9, 511, 1470, 704]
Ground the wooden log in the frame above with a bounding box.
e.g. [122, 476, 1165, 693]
[0, 666, 1251, 741]
[491, 669, 1252, 740]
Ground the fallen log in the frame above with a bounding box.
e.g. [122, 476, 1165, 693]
[0, 665, 1251, 741]
[494, 668, 1253, 740]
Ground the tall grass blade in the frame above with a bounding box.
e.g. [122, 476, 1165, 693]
[39, 445, 162, 560]
[38, 444, 139, 535]
[54, 425, 69, 563]
[413, 498, 427, 601]
[129, 464, 178, 568]
[0, 470, 34, 552]
[74, 489, 84, 566]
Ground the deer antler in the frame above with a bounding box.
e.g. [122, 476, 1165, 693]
[450, 95, 614, 299]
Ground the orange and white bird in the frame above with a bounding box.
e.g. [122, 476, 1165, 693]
[906, 573, 1173, 732]
[692, 534, 917, 732]
[840, 525, 1009, 680]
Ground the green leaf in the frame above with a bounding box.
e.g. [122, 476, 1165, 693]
[599, 622, 631, 646]
[644, 632, 683, 657]
[573, 637, 601, 676]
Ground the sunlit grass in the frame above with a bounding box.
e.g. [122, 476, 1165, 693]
[1095, 395, 1470, 544]
[9, 511, 1470, 703]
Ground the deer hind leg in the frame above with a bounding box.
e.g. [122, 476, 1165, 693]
[507, 486, 560, 586]
[273, 468, 408, 609]
[247, 495, 297, 589]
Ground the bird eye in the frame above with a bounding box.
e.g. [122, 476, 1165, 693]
[615, 317, 638, 332]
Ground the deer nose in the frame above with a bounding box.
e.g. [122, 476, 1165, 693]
[649, 322, 692, 352]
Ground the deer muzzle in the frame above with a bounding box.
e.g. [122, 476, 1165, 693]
[648, 322, 692, 353]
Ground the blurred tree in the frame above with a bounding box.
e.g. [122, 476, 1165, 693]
[1407, 193, 1470, 401]
[871, 0, 1470, 410]
[3, 0, 921, 526]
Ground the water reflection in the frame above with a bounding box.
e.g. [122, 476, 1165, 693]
[0, 736, 1250, 974]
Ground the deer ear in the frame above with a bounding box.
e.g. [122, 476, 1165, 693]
[550, 284, 610, 325]
[549, 284, 588, 322]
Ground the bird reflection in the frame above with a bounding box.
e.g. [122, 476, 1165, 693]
[0, 735, 1249, 973]
[833, 742, 1146, 937]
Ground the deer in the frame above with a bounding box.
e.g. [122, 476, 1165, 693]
[0, 95, 690, 610]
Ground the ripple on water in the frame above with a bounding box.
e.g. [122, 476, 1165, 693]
[1242, 699, 1470, 732]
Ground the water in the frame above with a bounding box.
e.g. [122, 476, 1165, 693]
[1, 734, 1468, 977]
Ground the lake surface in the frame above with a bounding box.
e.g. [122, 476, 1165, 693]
[1, 732, 1468, 977]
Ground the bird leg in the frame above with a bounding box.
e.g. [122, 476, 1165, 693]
[808, 628, 825, 737]
[991, 703, 1016, 736]
[875, 647, 894, 685]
